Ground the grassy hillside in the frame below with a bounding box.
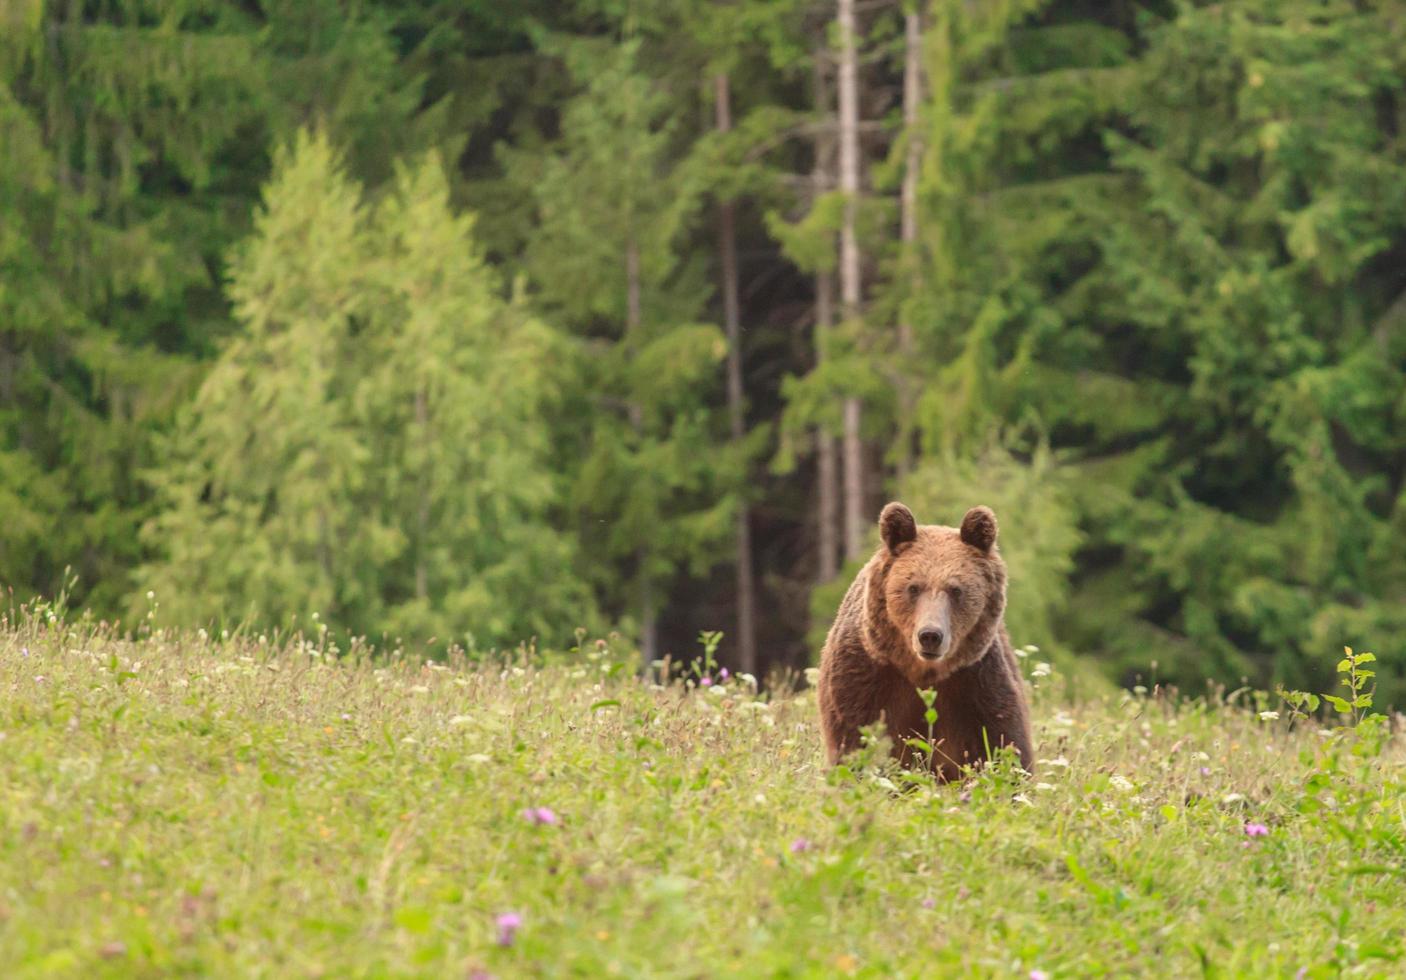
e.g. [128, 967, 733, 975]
[1, 610, 1404, 978]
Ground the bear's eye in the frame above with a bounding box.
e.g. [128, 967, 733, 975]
[948, 585, 963, 602]
[906, 583, 922, 600]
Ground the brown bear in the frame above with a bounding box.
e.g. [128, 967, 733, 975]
[817, 501, 1033, 781]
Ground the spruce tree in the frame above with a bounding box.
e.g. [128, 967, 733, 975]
[139, 131, 596, 649]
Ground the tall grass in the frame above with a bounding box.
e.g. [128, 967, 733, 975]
[1, 604, 1403, 977]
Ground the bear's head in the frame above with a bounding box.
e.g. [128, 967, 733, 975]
[862, 501, 1007, 687]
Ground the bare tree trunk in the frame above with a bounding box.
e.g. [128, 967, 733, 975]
[714, 73, 759, 677]
[838, 0, 866, 561]
[813, 46, 841, 583]
[900, 9, 921, 357]
[896, 6, 924, 479]
[626, 238, 657, 667]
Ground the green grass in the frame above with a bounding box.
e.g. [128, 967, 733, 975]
[2, 612, 1404, 978]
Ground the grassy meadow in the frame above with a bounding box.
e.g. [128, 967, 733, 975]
[1, 607, 1404, 978]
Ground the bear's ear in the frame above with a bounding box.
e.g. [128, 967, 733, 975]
[879, 502, 918, 555]
[960, 506, 998, 553]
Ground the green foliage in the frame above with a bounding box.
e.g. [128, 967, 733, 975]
[0, 0, 447, 615]
[506, 35, 741, 634]
[138, 131, 597, 649]
[1, 0, 1403, 693]
[1281, 646, 1379, 729]
[887, 0, 1406, 701]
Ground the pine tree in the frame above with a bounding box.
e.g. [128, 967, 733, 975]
[507, 36, 737, 666]
[139, 131, 373, 630]
[139, 131, 596, 649]
[0, 0, 432, 614]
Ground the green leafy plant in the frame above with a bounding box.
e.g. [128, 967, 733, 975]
[1279, 646, 1378, 729]
[696, 630, 723, 683]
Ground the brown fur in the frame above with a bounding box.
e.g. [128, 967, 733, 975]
[817, 502, 1034, 781]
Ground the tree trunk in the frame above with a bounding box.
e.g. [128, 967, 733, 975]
[626, 237, 657, 667]
[714, 73, 759, 677]
[896, 6, 923, 478]
[813, 44, 841, 583]
[838, 0, 866, 561]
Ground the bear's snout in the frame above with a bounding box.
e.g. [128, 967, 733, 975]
[911, 592, 953, 661]
[916, 627, 945, 659]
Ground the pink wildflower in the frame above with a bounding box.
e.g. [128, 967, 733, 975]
[521, 807, 560, 827]
[1244, 822, 1269, 838]
[790, 838, 812, 854]
[921, 898, 936, 910]
[719, 667, 730, 681]
[1030, 971, 1049, 980]
[495, 912, 521, 947]
[700, 676, 713, 687]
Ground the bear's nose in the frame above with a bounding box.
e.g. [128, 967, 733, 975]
[917, 628, 945, 657]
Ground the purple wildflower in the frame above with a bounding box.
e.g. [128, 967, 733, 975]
[1199, 767, 1211, 777]
[521, 807, 560, 827]
[921, 898, 936, 910]
[1244, 822, 1269, 838]
[495, 912, 522, 947]
[700, 676, 713, 687]
[790, 838, 812, 854]
[719, 667, 730, 681]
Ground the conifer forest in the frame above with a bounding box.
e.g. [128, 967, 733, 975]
[3, 0, 1405, 703]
